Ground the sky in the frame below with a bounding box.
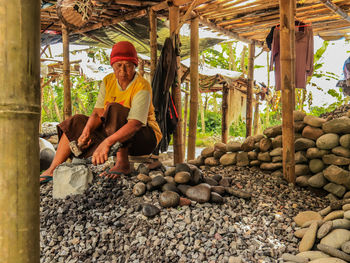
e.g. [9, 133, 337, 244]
[46, 25, 350, 110]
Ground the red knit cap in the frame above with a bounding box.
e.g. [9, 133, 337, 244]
[110, 41, 138, 66]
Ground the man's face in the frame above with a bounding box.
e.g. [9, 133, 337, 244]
[112, 60, 136, 84]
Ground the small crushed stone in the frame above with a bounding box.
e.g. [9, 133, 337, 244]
[40, 165, 329, 263]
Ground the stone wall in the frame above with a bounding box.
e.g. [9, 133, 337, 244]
[189, 111, 350, 200]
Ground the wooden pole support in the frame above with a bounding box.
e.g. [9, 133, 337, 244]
[62, 23, 72, 119]
[187, 16, 199, 161]
[0, 1, 40, 261]
[246, 42, 255, 137]
[222, 85, 229, 143]
[169, 5, 184, 164]
[280, 0, 296, 183]
[149, 8, 157, 83]
[183, 82, 189, 158]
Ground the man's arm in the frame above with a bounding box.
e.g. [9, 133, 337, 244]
[78, 108, 104, 147]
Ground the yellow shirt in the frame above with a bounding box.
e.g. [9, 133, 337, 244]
[95, 72, 162, 145]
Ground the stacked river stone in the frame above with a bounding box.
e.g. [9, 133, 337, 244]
[133, 155, 252, 215]
[190, 111, 350, 201]
[283, 199, 350, 262]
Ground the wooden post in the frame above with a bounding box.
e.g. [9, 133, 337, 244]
[241, 45, 247, 75]
[253, 94, 260, 135]
[222, 85, 229, 143]
[187, 16, 199, 161]
[280, 0, 296, 183]
[266, 51, 271, 127]
[169, 5, 184, 164]
[0, 1, 40, 262]
[200, 91, 205, 132]
[183, 83, 189, 158]
[139, 59, 145, 77]
[62, 23, 72, 119]
[246, 42, 255, 137]
[149, 8, 157, 83]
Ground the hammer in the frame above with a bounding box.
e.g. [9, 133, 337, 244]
[69, 140, 123, 165]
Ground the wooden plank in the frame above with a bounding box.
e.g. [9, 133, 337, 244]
[62, 23, 72, 119]
[149, 8, 157, 83]
[169, 5, 184, 164]
[280, 0, 296, 183]
[246, 42, 255, 137]
[187, 17, 199, 161]
[0, 0, 40, 261]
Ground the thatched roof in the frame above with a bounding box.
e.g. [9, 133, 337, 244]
[41, 0, 350, 52]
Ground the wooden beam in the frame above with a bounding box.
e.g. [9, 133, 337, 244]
[246, 42, 255, 137]
[62, 23, 72, 119]
[280, 0, 296, 183]
[319, 0, 350, 22]
[196, 14, 264, 46]
[169, 5, 184, 164]
[222, 85, 229, 143]
[187, 17, 199, 161]
[149, 8, 157, 83]
[183, 82, 189, 158]
[0, 0, 40, 261]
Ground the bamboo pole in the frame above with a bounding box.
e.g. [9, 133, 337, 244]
[253, 94, 260, 135]
[149, 8, 157, 83]
[266, 51, 270, 128]
[241, 45, 247, 75]
[246, 42, 255, 137]
[222, 85, 229, 143]
[62, 23, 72, 119]
[139, 59, 145, 76]
[0, 1, 40, 262]
[280, 0, 296, 183]
[169, 5, 184, 164]
[183, 82, 189, 158]
[200, 92, 205, 132]
[187, 17, 199, 161]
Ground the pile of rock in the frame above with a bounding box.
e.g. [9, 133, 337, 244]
[189, 111, 350, 201]
[283, 199, 350, 263]
[132, 162, 252, 215]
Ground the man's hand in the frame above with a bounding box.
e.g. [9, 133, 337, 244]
[92, 139, 111, 165]
[78, 130, 92, 149]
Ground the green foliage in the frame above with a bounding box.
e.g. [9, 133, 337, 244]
[229, 117, 246, 137]
[197, 111, 221, 133]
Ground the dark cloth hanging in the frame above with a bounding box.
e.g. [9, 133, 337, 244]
[270, 24, 314, 90]
[152, 37, 178, 153]
[336, 56, 350, 96]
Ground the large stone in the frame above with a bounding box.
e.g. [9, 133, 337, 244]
[185, 184, 211, 203]
[213, 150, 225, 159]
[137, 173, 152, 183]
[282, 253, 308, 263]
[308, 172, 327, 188]
[294, 110, 307, 121]
[151, 176, 167, 189]
[133, 182, 146, 196]
[295, 121, 307, 133]
[226, 141, 242, 152]
[201, 147, 215, 158]
[341, 241, 350, 253]
[142, 204, 160, 218]
[323, 165, 350, 188]
[225, 187, 252, 199]
[241, 136, 256, 152]
[53, 164, 93, 199]
[39, 138, 56, 171]
[259, 138, 272, 152]
[204, 157, 220, 166]
[299, 222, 318, 252]
[272, 156, 282, 163]
[318, 244, 350, 262]
[260, 162, 282, 170]
[295, 228, 308, 238]
[295, 138, 316, 151]
[345, 211, 350, 220]
[236, 152, 249, 166]
[214, 142, 227, 152]
[320, 229, 350, 249]
[324, 183, 346, 198]
[332, 146, 350, 158]
[247, 151, 257, 160]
[257, 152, 271, 162]
[253, 134, 264, 142]
[317, 221, 333, 239]
[159, 191, 180, 208]
[304, 115, 326, 128]
[297, 251, 331, 261]
[323, 154, 350, 166]
[309, 159, 325, 174]
[309, 258, 346, 263]
[302, 125, 324, 141]
[164, 167, 176, 177]
[316, 133, 339, 150]
[272, 135, 283, 148]
[270, 147, 282, 157]
[295, 151, 308, 164]
[250, 160, 261, 166]
[263, 125, 282, 138]
[293, 211, 322, 227]
[296, 176, 311, 187]
[332, 219, 350, 229]
[203, 177, 219, 186]
[174, 171, 191, 184]
[211, 185, 226, 195]
[340, 134, 350, 149]
[177, 184, 191, 195]
[324, 210, 344, 222]
[189, 168, 203, 185]
[219, 153, 237, 166]
[210, 192, 224, 204]
[306, 148, 329, 159]
[175, 163, 192, 174]
[295, 164, 310, 177]
[162, 183, 179, 193]
[323, 118, 350, 134]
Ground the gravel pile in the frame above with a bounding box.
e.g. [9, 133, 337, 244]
[319, 104, 350, 120]
[40, 164, 329, 263]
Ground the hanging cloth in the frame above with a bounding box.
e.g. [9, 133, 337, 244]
[151, 38, 178, 153]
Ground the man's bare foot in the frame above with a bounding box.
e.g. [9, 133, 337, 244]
[99, 165, 131, 179]
[40, 171, 53, 184]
